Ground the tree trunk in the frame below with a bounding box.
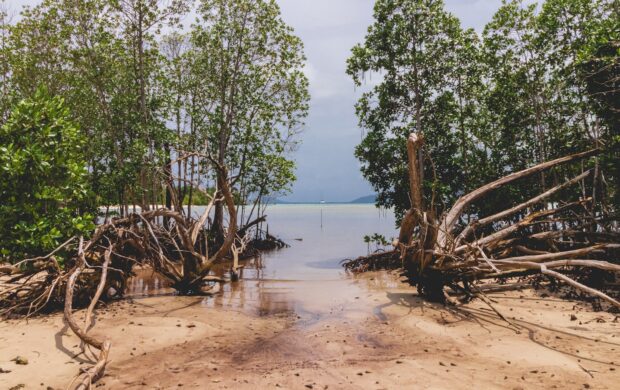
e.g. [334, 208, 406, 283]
[164, 141, 173, 227]
[397, 133, 425, 246]
[212, 187, 226, 245]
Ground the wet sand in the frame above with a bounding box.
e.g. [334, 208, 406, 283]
[1, 271, 618, 390]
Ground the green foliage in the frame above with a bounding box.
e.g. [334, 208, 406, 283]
[1, 0, 307, 220]
[0, 0, 306, 261]
[4, 0, 189, 210]
[0, 1, 11, 120]
[363, 233, 391, 254]
[188, 0, 309, 225]
[479, 0, 616, 214]
[190, 0, 309, 189]
[577, 5, 620, 207]
[182, 188, 213, 206]
[0, 89, 95, 261]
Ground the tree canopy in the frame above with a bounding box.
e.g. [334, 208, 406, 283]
[348, 0, 618, 225]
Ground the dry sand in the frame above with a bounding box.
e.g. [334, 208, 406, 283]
[1, 272, 618, 389]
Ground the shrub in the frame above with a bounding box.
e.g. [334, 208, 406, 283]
[0, 88, 95, 262]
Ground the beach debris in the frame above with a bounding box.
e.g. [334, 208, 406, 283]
[11, 356, 28, 365]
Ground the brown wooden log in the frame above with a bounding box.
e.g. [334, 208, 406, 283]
[455, 170, 592, 246]
[186, 166, 238, 288]
[190, 194, 217, 245]
[0, 265, 19, 275]
[454, 199, 592, 254]
[492, 259, 620, 272]
[64, 239, 110, 389]
[491, 260, 620, 308]
[530, 230, 620, 242]
[206, 166, 237, 266]
[436, 149, 600, 251]
[237, 215, 267, 238]
[485, 245, 607, 264]
[82, 246, 112, 333]
[514, 245, 549, 255]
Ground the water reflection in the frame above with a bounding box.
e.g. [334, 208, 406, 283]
[126, 268, 175, 297]
[204, 279, 299, 317]
[125, 204, 398, 317]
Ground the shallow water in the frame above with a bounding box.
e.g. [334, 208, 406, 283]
[126, 204, 400, 317]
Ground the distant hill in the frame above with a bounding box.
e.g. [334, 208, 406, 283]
[262, 196, 296, 204]
[272, 198, 295, 204]
[350, 194, 377, 204]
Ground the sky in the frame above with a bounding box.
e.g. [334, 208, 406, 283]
[6, 0, 514, 202]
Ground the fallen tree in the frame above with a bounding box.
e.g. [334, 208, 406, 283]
[344, 133, 619, 309]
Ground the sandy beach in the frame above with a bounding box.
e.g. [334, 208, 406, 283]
[1, 270, 618, 390]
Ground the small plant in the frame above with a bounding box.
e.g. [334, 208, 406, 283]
[363, 233, 391, 254]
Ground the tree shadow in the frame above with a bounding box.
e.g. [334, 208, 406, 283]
[373, 291, 472, 324]
[54, 320, 93, 364]
[376, 290, 619, 369]
[158, 297, 204, 317]
[463, 304, 619, 367]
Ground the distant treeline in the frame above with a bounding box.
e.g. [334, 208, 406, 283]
[348, 0, 618, 222]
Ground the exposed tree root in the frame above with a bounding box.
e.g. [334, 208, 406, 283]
[342, 251, 402, 273]
[64, 238, 111, 389]
[344, 133, 619, 311]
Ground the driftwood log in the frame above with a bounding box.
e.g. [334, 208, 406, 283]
[345, 133, 619, 309]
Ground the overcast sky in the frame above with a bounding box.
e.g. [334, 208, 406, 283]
[6, 0, 516, 202]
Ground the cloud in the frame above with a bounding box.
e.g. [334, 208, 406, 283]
[303, 62, 343, 100]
